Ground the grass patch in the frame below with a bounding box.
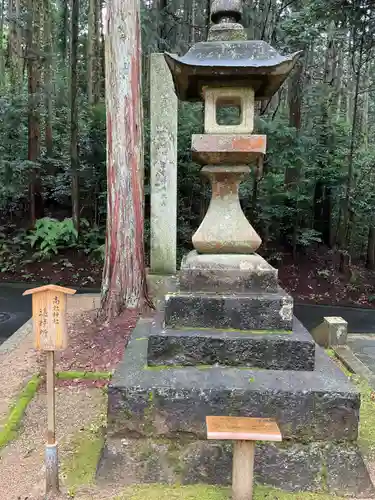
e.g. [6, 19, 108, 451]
[61, 413, 106, 496]
[56, 370, 112, 381]
[0, 373, 41, 449]
[330, 350, 375, 458]
[116, 484, 344, 500]
[355, 375, 375, 457]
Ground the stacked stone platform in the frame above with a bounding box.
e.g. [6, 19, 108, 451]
[99, 312, 373, 496]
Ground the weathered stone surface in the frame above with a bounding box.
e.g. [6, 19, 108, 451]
[311, 316, 348, 348]
[203, 87, 255, 134]
[164, 290, 293, 331]
[325, 444, 374, 496]
[179, 251, 279, 293]
[192, 166, 262, 254]
[108, 319, 359, 442]
[150, 53, 177, 275]
[191, 134, 266, 165]
[208, 23, 247, 42]
[211, 0, 243, 23]
[147, 317, 315, 370]
[97, 437, 373, 497]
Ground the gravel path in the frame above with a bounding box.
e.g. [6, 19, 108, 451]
[0, 386, 105, 500]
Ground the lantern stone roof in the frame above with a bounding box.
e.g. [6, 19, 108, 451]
[164, 41, 301, 102]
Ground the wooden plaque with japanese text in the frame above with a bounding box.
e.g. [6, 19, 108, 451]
[23, 285, 76, 351]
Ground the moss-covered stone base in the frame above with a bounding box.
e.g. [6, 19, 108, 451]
[97, 436, 373, 497]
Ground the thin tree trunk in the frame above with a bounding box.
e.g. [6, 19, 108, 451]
[339, 34, 364, 255]
[362, 60, 369, 149]
[101, 0, 152, 320]
[367, 226, 375, 270]
[71, 0, 79, 232]
[93, 0, 101, 102]
[0, 0, 4, 90]
[87, 0, 95, 104]
[27, 0, 43, 226]
[44, 0, 53, 157]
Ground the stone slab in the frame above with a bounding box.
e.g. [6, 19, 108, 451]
[108, 319, 359, 442]
[147, 316, 315, 371]
[179, 251, 279, 293]
[191, 134, 266, 165]
[164, 290, 293, 331]
[97, 436, 373, 497]
[150, 53, 178, 275]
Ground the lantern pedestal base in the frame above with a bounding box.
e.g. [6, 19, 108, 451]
[179, 250, 279, 293]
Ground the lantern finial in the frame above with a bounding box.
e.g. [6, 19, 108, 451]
[211, 0, 243, 25]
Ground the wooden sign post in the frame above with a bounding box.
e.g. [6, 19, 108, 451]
[23, 284, 76, 494]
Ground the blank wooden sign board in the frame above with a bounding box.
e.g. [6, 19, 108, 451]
[206, 416, 282, 500]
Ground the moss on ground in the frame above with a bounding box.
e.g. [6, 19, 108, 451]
[115, 484, 345, 500]
[56, 370, 112, 380]
[355, 375, 375, 457]
[61, 412, 106, 496]
[0, 373, 41, 449]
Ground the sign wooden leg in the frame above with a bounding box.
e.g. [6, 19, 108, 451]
[45, 351, 59, 494]
[232, 440, 255, 500]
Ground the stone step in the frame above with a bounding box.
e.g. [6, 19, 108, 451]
[164, 289, 293, 331]
[97, 437, 373, 497]
[108, 319, 359, 443]
[147, 316, 315, 371]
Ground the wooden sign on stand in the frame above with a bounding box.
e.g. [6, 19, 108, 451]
[23, 284, 76, 495]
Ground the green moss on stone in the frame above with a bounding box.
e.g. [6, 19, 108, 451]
[115, 484, 344, 500]
[0, 373, 41, 449]
[56, 370, 112, 381]
[325, 349, 335, 359]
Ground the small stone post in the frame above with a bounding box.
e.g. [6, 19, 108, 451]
[150, 53, 178, 275]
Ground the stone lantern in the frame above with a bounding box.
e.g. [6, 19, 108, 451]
[104, 1, 372, 493]
[164, 0, 301, 293]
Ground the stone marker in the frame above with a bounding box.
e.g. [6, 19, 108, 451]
[150, 53, 177, 275]
[311, 316, 348, 347]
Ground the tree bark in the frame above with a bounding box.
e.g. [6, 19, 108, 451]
[101, 0, 152, 320]
[367, 226, 375, 270]
[87, 0, 95, 104]
[71, 0, 79, 232]
[27, 0, 43, 226]
[93, 0, 101, 102]
[44, 0, 53, 157]
[0, 0, 4, 90]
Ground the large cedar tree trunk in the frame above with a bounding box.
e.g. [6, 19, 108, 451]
[101, 0, 151, 320]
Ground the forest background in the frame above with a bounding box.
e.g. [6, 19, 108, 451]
[1, 0, 375, 306]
